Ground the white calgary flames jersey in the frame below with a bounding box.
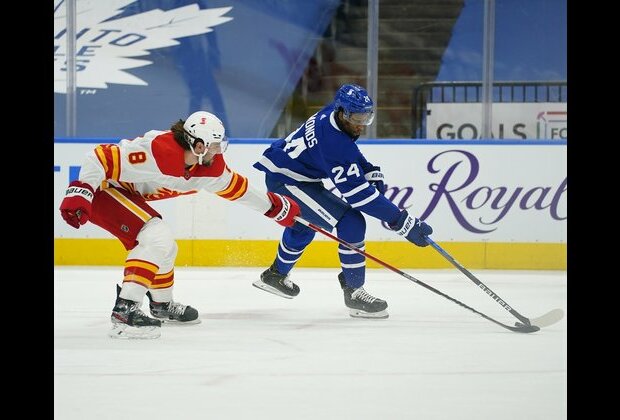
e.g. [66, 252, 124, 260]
[78, 130, 272, 214]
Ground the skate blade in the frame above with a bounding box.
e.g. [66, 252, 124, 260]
[108, 323, 161, 339]
[252, 280, 295, 299]
[349, 308, 389, 319]
[158, 318, 202, 325]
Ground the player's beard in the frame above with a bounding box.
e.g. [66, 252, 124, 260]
[201, 151, 217, 166]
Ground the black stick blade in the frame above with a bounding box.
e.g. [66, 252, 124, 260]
[513, 322, 541, 333]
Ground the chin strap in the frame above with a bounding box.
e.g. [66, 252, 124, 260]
[184, 130, 208, 165]
[189, 144, 207, 165]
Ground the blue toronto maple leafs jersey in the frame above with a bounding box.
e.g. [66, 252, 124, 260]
[253, 104, 401, 223]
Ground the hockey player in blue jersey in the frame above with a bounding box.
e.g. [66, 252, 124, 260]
[252, 83, 433, 318]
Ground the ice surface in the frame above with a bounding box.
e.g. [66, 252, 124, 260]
[54, 267, 567, 420]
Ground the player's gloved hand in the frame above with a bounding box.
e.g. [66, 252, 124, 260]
[59, 181, 95, 229]
[389, 210, 433, 247]
[265, 192, 301, 227]
[362, 163, 385, 194]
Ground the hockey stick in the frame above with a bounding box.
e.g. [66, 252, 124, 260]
[424, 237, 564, 328]
[293, 217, 539, 333]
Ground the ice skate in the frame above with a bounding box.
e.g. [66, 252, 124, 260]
[253, 263, 300, 299]
[338, 273, 389, 319]
[109, 286, 161, 339]
[146, 291, 201, 324]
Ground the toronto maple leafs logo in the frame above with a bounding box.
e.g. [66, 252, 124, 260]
[53, 0, 233, 93]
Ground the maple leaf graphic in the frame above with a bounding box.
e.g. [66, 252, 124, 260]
[54, 0, 233, 93]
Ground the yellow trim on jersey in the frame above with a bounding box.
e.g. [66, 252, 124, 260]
[227, 176, 248, 201]
[154, 270, 173, 279]
[104, 188, 151, 221]
[123, 274, 152, 287]
[149, 280, 174, 289]
[111, 146, 120, 180]
[55, 239, 567, 270]
[126, 260, 159, 273]
[95, 147, 109, 175]
[216, 172, 240, 196]
[94, 145, 121, 181]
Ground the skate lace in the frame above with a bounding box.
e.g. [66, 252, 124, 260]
[352, 287, 376, 303]
[282, 276, 295, 289]
[134, 308, 150, 317]
[127, 303, 149, 318]
[167, 301, 187, 315]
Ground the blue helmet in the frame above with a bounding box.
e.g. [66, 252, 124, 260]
[333, 83, 375, 126]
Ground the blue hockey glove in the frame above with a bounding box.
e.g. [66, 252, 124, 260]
[363, 164, 385, 194]
[390, 210, 433, 247]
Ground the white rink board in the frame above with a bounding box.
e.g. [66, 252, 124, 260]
[54, 141, 566, 242]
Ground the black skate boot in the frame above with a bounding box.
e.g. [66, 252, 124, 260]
[338, 272, 389, 319]
[252, 263, 300, 299]
[146, 291, 201, 324]
[109, 285, 161, 339]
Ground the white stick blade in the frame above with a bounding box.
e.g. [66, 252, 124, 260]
[530, 309, 565, 328]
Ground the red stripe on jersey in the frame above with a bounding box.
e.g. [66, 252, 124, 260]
[151, 133, 186, 177]
[217, 172, 248, 201]
[124, 265, 157, 285]
[151, 270, 174, 288]
[232, 176, 249, 201]
[125, 259, 158, 275]
[95, 144, 122, 181]
[123, 278, 151, 288]
[125, 259, 158, 269]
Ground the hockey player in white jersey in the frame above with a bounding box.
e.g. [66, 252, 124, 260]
[253, 84, 433, 319]
[59, 111, 301, 339]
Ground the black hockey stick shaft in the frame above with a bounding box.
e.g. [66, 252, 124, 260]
[293, 217, 538, 333]
[424, 237, 532, 326]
